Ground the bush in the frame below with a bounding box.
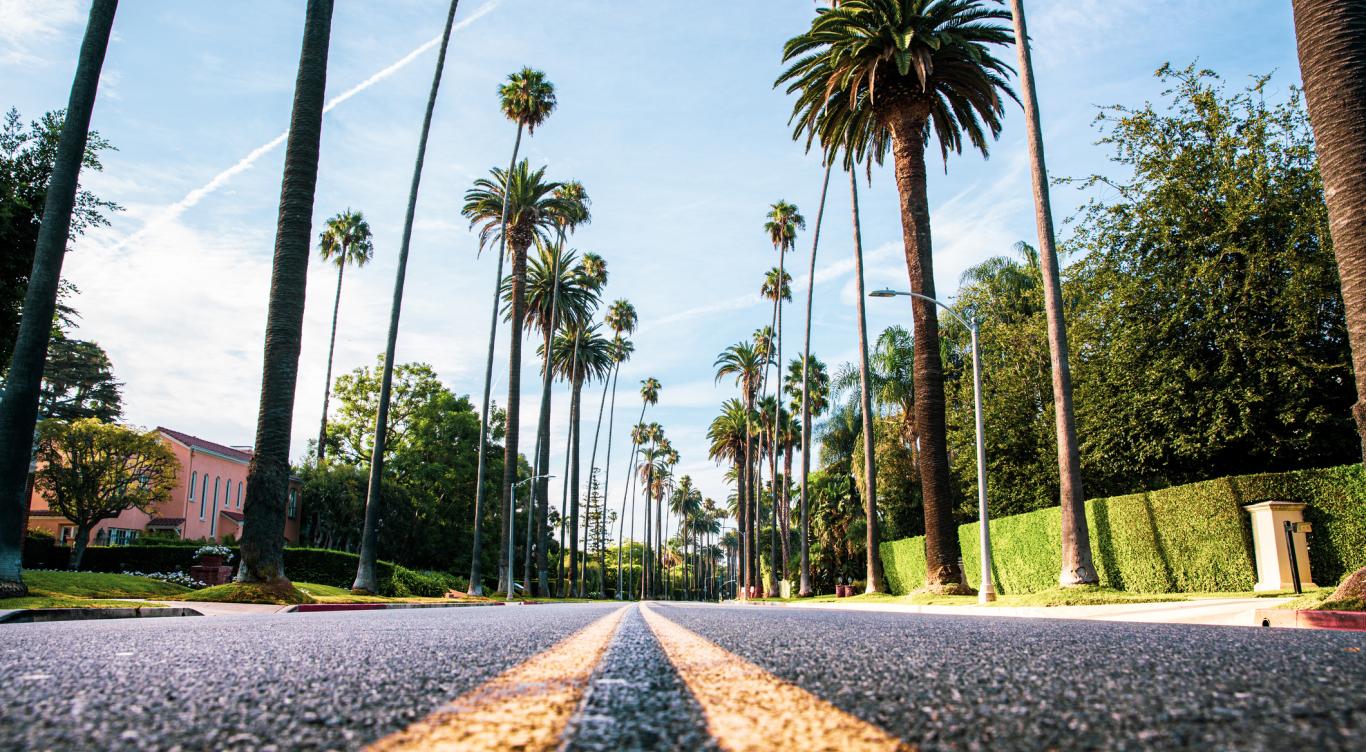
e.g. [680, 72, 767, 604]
[26, 528, 54, 541]
[880, 465, 1366, 595]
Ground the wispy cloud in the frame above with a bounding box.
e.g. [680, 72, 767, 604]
[105, 0, 502, 254]
[0, 0, 82, 65]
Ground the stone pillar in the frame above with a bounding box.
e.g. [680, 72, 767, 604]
[1243, 501, 1316, 592]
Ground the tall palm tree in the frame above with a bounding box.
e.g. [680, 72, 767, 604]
[0, 0, 118, 598]
[316, 209, 374, 461]
[1294, 1, 1366, 455]
[715, 342, 764, 596]
[849, 173, 885, 592]
[591, 300, 636, 594]
[550, 322, 613, 596]
[1006, 0, 1096, 587]
[779, 0, 1015, 593]
[618, 379, 658, 598]
[777, 406, 801, 582]
[764, 201, 804, 584]
[466, 67, 556, 596]
[1292, 0, 1366, 594]
[462, 159, 567, 594]
[796, 162, 833, 597]
[351, 0, 460, 594]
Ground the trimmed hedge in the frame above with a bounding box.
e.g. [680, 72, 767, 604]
[22, 543, 463, 597]
[880, 464, 1363, 596]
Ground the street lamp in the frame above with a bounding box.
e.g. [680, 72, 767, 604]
[869, 288, 996, 603]
[508, 474, 554, 603]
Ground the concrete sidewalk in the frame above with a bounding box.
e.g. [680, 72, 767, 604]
[752, 596, 1295, 627]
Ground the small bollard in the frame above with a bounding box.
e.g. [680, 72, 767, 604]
[1283, 520, 1303, 595]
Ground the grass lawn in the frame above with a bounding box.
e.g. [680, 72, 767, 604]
[165, 581, 314, 605]
[0, 571, 192, 611]
[292, 582, 480, 604]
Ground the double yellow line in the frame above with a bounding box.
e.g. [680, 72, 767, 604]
[369, 604, 912, 751]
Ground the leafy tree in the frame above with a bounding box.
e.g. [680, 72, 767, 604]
[1062, 65, 1354, 494]
[38, 331, 122, 423]
[35, 419, 177, 569]
[780, 0, 1016, 595]
[0, 108, 118, 372]
[316, 209, 374, 461]
[0, 0, 118, 598]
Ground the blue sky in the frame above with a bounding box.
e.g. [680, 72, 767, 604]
[1, 1, 1302, 537]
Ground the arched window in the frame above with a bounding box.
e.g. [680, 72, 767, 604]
[189, 471, 197, 501]
[236, 481, 243, 508]
[210, 477, 221, 537]
[199, 474, 209, 519]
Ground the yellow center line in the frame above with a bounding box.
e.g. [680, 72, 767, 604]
[367, 605, 628, 752]
[641, 604, 915, 752]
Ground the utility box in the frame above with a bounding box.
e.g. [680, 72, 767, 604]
[779, 580, 792, 599]
[1243, 501, 1316, 592]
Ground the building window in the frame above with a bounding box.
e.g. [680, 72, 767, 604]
[189, 471, 197, 500]
[237, 480, 243, 509]
[58, 526, 75, 545]
[108, 528, 139, 546]
[211, 477, 221, 538]
[200, 474, 209, 519]
[287, 489, 298, 519]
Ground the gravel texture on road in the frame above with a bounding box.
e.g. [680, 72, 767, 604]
[653, 603, 1366, 751]
[0, 603, 618, 750]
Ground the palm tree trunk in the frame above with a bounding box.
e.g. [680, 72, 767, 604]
[583, 358, 614, 588]
[500, 227, 532, 592]
[534, 326, 555, 593]
[1008, 0, 1097, 588]
[1294, 0, 1366, 454]
[0, 0, 117, 598]
[467, 241, 506, 596]
[236, 0, 333, 585]
[471, 126, 525, 597]
[317, 261, 345, 461]
[849, 171, 886, 594]
[351, 0, 457, 593]
[568, 373, 584, 597]
[557, 415, 572, 593]
[773, 244, 785, 594]
[613, 383, 637, 598]
[885, 109, 962, 594]
[782, 438, 792, 582]
[1293, 0, 1366, 588]
[798, 165, 832, 598]
[736, 454, 748, 597]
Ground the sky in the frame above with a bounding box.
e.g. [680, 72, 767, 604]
[1, 0, 1303, 540]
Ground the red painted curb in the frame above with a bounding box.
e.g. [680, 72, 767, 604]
[293, 603, 387, 612]
[1298, 610, 1366, 632]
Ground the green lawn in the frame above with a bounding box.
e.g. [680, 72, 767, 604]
[0, 570, 193, 611]
[752, 586, 1303, 608]
[165, 581, 314, 605]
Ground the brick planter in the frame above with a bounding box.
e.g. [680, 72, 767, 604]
[190, 564, 233, 586]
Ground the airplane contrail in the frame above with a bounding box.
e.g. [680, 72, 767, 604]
[108, 0, 502, 252]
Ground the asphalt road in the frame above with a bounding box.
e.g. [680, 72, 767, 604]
[0, 602, 1362, 750]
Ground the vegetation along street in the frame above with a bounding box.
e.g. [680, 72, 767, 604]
[0, 1, 1363, 749]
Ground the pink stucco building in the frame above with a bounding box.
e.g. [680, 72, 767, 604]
[27, 427, 302, 546]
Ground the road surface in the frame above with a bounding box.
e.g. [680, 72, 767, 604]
[1, 602, 1362, 750]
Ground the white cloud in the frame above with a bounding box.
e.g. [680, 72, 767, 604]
[0, 0, 82, 65]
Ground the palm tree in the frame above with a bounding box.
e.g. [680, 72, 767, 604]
[763, 195, 801, 593]
[316, 209, 374, 461]
[585, 300, 636, 591]
[550, 322, 613, 596]
[779, 0, 1015, 594]
[849, 173, 885, 592]
[618, 379, 658, 598]
[351, 0, 460, 594]
[1006, 0, 1096, 587]
[715, 342, 764, 596]
[462, 159, 567, 594]
[1292, 0, 1366, 595]
[796, 163, 833, 597]
[466, 67, 556, 596]
[777, 406, 801, 582]
[0, 0, 118, 598]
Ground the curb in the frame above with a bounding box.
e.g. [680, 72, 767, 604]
[287, 601, 504, 613]
[1257, 608, 1366, 632]
[0, 606, 202, 624]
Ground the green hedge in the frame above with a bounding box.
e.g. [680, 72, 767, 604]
[23, 543, 462, 597]
[881, 464, 1364, 595]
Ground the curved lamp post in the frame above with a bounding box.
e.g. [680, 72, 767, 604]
[869, 288, 995, 603]
[508, 474, 554, 602]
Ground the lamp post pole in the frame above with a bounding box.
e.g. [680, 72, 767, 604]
[508, 474, 554, 603]
[869, 289, 995, 603]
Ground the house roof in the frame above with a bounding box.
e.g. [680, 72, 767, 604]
[219, 510, 245, 522]
[147, 517, 185, 528]
[157, 427, 253, 464]
[29, 510, 66, 517]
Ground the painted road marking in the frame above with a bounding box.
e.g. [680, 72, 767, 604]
[641, 605, 914, 751]
[367, 606, 627, 751]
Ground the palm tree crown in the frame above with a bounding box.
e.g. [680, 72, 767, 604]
[762, 267, 793, 303]
[319, 209, 374, 269]
[777, 0, 1017, 166]
[765, 200, 805, 252]
[715, 341, 764, 403]
[500, 67, 556, 134]
[462, 160, 571, 258]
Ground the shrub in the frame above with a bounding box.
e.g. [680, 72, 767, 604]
[880, 465, 1366, 595]
[26, 528, 54, 541]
